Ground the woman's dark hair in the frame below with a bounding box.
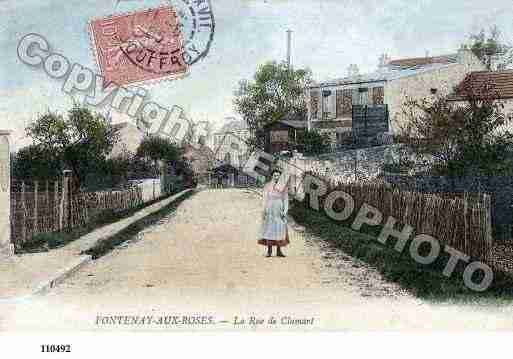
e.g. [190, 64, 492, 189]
[270, 169, 282, 176]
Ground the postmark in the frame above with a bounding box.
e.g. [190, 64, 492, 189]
[168, 0, 215, 65]
[88, 6, 188, 87]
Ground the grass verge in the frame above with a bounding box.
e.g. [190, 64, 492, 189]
[18, 189, 191, 254]
[83, 190, 194, 259]
[290, 201, 513, 305]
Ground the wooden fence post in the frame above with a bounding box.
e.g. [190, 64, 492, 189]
[11, 194, 16, 249]
[59, 178, 65, 231]
[45, 181, 49, 232]
[463, 192, 469, 258]
[54, 181, 59, 231]
[20, 181, 26, 245]
[59, 170, 72, 230]
[34, 180, 39, 233]
[484, 194, 493, 262]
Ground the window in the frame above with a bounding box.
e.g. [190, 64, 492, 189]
[310, 90, 320, 119]
[353, 88, 369, 105]
[372, 86, 384, 105]
[336, 88, 353, 117]
[322, 89, 336, 119]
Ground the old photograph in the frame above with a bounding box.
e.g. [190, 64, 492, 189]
[2, 1, 513, 346]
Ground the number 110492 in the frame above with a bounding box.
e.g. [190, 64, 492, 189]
[41, 345, 71, 353]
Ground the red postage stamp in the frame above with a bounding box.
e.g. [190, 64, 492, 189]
[89, 6, 188, 86]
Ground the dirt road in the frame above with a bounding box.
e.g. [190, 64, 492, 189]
[2, 189, 513, 330]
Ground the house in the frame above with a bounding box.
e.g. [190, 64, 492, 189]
[306, 48, 486, 143]
[182, 141, 215, 177]
[212, 118, 251, 168]
[447, 70, 513, 131]
[110, 121, 146, 157]
[263, 119, 307, 154]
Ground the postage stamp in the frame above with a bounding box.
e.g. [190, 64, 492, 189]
[169, 0, 215, 65]
[88, 6, 188, 86]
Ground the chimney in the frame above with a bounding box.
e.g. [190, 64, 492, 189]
[347, 64, 359, 77]
[489, 54, 505, 71]
[457, 45, 474, 66]
[378, 53, 391, 69]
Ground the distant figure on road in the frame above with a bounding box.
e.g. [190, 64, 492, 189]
[258, 169, 289, 257]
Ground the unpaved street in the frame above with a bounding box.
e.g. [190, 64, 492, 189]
[2, 189, 513, 330]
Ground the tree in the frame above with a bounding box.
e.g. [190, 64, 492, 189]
[296, 130, 330, 155]
[25, 104, 119, 187]
[233, 61, 312, 146]
[12, 144, 61, 181]
[465, 25, 511, 70]
[399, 77, 513, 177]
[136, 135, 180, 172]
[83, 151, 133, 190]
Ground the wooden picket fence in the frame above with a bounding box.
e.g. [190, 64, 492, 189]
[304, 171, 493, 263]
[11, 179, 144, 249]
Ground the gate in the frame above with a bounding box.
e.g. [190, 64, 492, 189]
[352, 104, 389, 141]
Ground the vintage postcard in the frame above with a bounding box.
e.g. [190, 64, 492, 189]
[2, 0, 513, 348]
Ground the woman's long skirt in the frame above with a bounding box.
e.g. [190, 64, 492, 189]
[258, 197, 289, 247]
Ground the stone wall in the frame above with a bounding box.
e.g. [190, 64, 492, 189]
[290, 145, 399, 183]
[289, 144, 513, 241]
[0, 131, 13, 257]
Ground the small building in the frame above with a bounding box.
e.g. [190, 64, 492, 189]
[447, 70, 513, 132]
[110, 121, 145, 157]
[263, 120, 307, 154]
[212, 118, 251, 168]
[182, 142, 215, 177]
[306, 48, 486, 144]
[209, 163, 256, 187]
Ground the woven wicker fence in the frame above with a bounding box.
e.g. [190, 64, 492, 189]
[11, 179, 145, 249]
[302, 171, 493, 263]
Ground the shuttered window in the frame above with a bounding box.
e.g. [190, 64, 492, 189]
[310, 90, 320, 119]
[372, 86, 384, 105]
[335, 88, 353, 117]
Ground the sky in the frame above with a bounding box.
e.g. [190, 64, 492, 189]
[1, 0, 513, 150]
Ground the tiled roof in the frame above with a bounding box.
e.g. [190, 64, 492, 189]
[219, 119, 247, 133]
[112, 122, 130, 130]
[279, 120, 307, 129]
[263, 120, 307, 129]
[311, 62, 458, 88]
[448, 70, 513, 101]
[387, 54, 457, 69]
[310, 53, 460, 89]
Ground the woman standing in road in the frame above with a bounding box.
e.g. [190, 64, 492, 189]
[258, 169, 289, 257]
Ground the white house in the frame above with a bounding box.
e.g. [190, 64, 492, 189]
[307, 48, 486, 143]
[212, 118, 251, 168]
[110, 121, 146, 157]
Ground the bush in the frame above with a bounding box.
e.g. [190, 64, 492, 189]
[297, 130, 331, 155]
